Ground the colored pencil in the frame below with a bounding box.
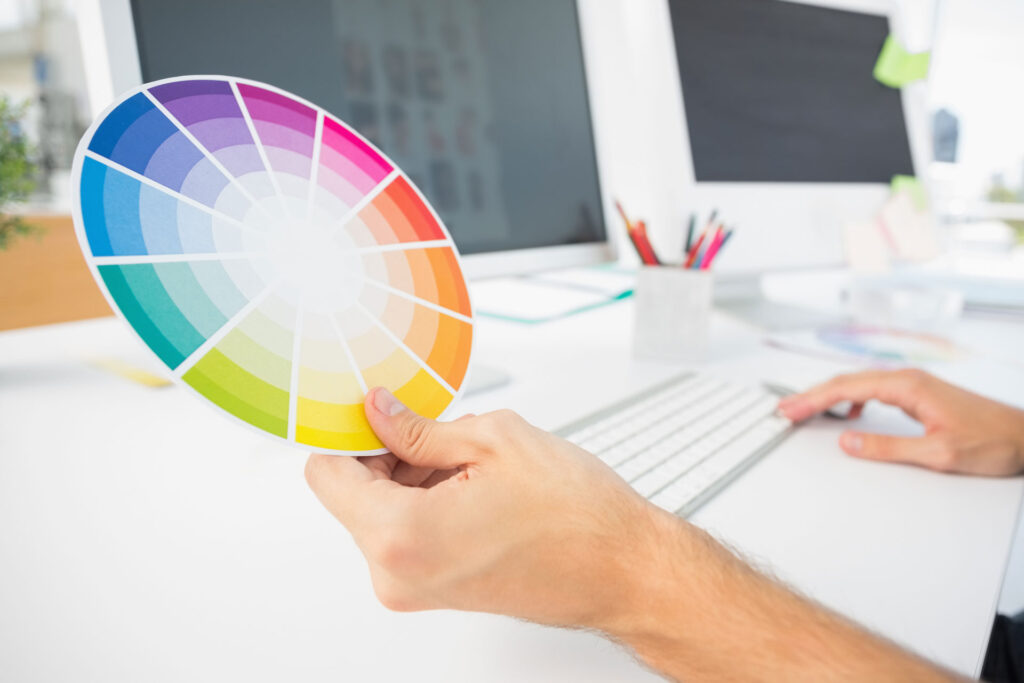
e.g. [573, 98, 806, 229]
[685, 225, 710, 268]
[699, 226, 725, 269]
[684, 213, 696, 255]
[632, 220, 661, 265]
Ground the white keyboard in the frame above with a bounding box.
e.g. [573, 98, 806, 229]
[560, 373, 793, 516]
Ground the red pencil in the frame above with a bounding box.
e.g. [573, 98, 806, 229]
[632, 220, 661, 265]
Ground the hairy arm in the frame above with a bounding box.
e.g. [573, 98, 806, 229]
[306, 388, 963, 682]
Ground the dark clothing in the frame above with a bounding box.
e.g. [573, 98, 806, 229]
[983, 612, 1024, 683]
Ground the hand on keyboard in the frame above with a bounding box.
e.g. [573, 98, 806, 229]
[779, 369, 1024, 477]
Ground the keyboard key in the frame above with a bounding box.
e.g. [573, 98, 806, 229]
[560, 373, 793, 516]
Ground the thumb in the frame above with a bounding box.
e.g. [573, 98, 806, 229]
[840, 430, 949, 470]
[364, 387, 466, 470]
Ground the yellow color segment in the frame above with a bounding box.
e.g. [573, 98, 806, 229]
[394, 369, 451, 419]
[299, 366, 363, 404]
[363, 348, 420, 391]
[295, 398, 384, 451]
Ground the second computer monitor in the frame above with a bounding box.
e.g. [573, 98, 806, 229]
[633, 0, 924, 274]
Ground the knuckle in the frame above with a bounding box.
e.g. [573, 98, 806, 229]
[490, 409, 523, 429]
[897, 368, 929, 391]
[474, 409, 524, 450]
[400, 417, 432, 455]
[371, 530, 416, 573]
[933, 440, 959, 471]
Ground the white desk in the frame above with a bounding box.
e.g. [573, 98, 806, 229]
[1, 273, 1022, 681]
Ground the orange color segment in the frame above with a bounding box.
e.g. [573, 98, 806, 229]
[426, 314, 472, 388]
[426, 248, 472, 316]
[388, 176, 445, 241]
[367, 176, 445, 243]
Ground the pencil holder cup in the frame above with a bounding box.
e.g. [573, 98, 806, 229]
[633, 267, 713, 362]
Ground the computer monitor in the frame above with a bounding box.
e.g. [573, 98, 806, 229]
[620, 0, 928, 277]
[78, 0, 618, 279]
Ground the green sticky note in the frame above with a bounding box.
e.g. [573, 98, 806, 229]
[891, 175, 928, 210]
[874, 35, 930, 88]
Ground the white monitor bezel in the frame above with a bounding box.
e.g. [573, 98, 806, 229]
[78, 0, 619, 280]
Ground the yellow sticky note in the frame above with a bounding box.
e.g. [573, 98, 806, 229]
[88, 357, 172, 388]
[874, 36, 930, 88]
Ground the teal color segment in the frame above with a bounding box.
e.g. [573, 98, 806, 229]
[186, 260, 249, 319]
[152, 262, 234, 338]
[99, 264, 206, 369]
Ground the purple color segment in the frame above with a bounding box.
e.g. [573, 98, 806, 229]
[265, 146, 313, 182]
[237, 83, 317, 136]
[255, 121, 314, 160]
[180, 158, 232, 213]
[150, 79, 265, 180]
[187, 116, 254, 153]
[150, 80, 240, 125]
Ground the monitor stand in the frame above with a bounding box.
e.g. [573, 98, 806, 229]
[714, 273, 843, 331]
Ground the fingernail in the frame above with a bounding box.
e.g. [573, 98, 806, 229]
[373, 388, 406, 416]
[841, 432, 863, 454]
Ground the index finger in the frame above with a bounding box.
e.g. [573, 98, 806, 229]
[777, 370, 926, 422]
[305, 453, 410, 530]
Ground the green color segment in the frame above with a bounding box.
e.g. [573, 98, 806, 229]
[874, 35, 930, 88]
[183, 348, 290, 437]
[217, 327, 292, 390]
[891, 175, 928, 210]
[99, 264, 205, 369]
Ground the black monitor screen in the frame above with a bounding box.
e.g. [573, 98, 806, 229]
[668, 0, 915, 183]
[130, 0, 606, 255]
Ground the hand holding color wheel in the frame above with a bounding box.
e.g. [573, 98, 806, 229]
[72, 77, 473, 454]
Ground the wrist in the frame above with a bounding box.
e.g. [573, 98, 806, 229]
[595, 504, 715, 647]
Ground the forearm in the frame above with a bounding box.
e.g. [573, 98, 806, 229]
[604, 508, 962, 682]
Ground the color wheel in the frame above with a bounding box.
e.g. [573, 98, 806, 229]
[71, 76, 474, 455]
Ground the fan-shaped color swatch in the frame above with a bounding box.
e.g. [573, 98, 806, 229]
[72, 76, 473, 454]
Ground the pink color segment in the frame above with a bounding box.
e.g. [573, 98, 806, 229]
[321, 117, 392, 183]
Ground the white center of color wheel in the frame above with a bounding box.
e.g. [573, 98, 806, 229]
[269, 219, 364, 314]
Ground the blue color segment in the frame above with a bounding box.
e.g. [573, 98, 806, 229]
[88, 94, 178, 176]
[80, 156, 114, 256]
[138, 184, 185, 254]
[80, 157, 146, 257]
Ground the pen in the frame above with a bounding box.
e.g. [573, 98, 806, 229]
[615, 200, 634, 231]
[684, 213, 696, 256]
